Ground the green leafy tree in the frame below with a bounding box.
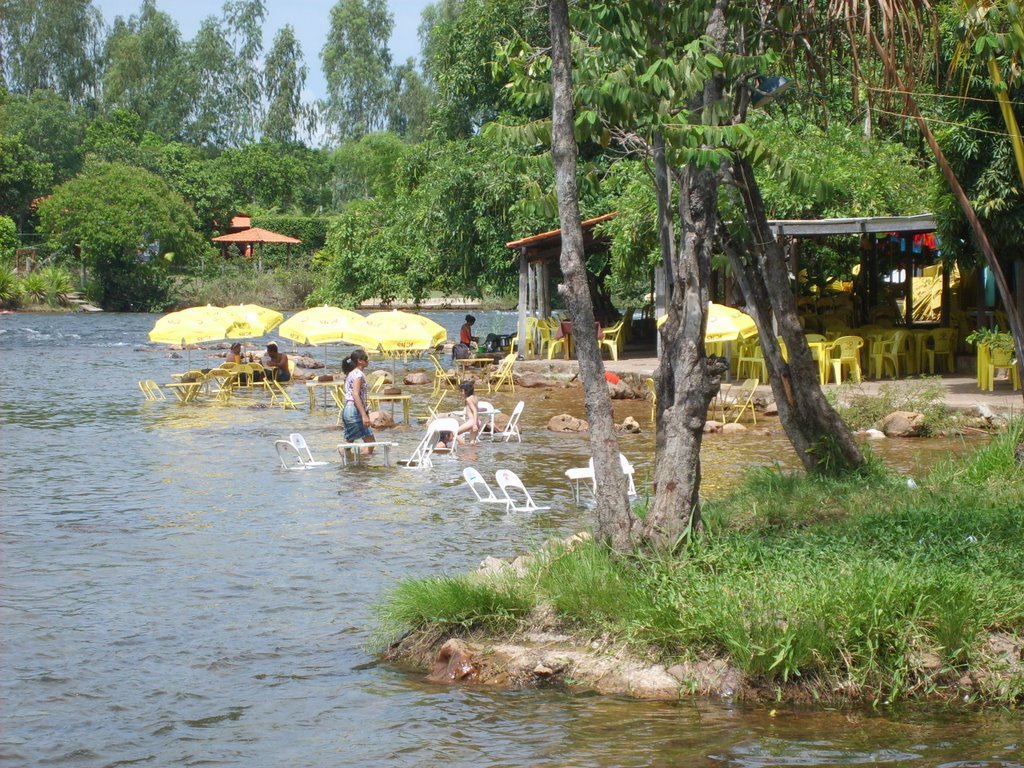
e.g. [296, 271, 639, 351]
[0, 89, 87, 187]
[222, 0, 267, 145]
[181, 16, 236, 147]
[0, 132, 52, 229]
[420, 0, 548, 139]
[262, 24, 312, 144]
[101, 0, 191, 139]
[387, 58, 433, 142]
[0, 215, 19, 264]
[321, 0, 394, 142]
[0, 0, 103, 103]
[37, 162, 205, 310]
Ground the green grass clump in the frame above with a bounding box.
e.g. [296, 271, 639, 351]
[826, 377, 962, 433]
[376, 422, 1024, 704]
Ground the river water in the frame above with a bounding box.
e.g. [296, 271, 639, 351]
[1, 311, 1019, 768]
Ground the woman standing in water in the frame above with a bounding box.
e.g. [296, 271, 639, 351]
[341, 348, 375, 457]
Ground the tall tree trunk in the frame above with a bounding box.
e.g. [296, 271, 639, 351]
[642, 0, 731, 551]
[724, 156, 865, 473]
[548, 0, 631, 549]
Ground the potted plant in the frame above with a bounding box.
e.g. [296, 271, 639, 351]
[965, 327, 1016, 354]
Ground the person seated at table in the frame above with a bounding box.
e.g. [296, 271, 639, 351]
[455, 380, 481, 444]
[460, 315, 479, 346]
[262, 342, 291, 382]
[225, 342, 243, 365]
[341, 349, 375, 457]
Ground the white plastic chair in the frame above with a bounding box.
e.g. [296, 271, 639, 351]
[276, 433, 330, 470]
[397, 417, 460, 468]
[495, 469, 550, 512]
[565, 453, 637, 502]
[463, 467, 509, 507]
[498, 400, 524, 442]
[477, 400, 497, 439]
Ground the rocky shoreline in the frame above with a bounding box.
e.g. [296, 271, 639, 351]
[384, 535, 1024, 706]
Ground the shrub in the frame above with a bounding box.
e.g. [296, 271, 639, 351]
[0, 265, 23, 308]
[20, 271, 49, 304]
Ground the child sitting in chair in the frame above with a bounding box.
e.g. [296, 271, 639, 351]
[455, 380, 480, 444]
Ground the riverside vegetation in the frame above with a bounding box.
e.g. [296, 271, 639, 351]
[376, 420, 1024, 706]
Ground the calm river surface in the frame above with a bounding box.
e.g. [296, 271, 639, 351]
[2, 311, 1019, 768]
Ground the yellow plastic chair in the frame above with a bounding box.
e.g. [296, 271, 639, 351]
[488, 353, 516, 393]
[645, 376, 657, 422]
[828, 335, 864, 384]
[138, 380, 166, 400]
[869, 330, 910, 380]
[268, 378, 304, 409]
[735, 339, 767, 383]
[724, 378, 758, 424]
[428, 354, 460, 394]
[369, 371, 387, 393]
[986, 347, 1021, 391]
[598, 320, 626, 361]
[537, 318, 559, 358]
[924, 328, 956, 374]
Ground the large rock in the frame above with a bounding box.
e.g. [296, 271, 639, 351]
[617, 416, 642, 434]
[428, 639, 477, 683]
[877, 410, 926, 437]
[293, 354, 322, 369]
[721, 422, 747, 434]
[404, 371, 431, 386]
[369, 410, 395, 429]
[548, 414, 589, 433]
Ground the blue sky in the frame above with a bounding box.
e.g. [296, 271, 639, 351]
[92, 0, 434, 101]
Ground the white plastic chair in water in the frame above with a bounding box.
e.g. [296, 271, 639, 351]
[565, 453, 637, 502]
[462, 467, 510, 508]
[397, 417, 460, 468]
[495, 469, 550, 512]
[498, 400, 524, 442]
[276, 433, 331, 470]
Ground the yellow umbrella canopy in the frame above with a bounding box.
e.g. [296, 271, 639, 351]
[277, 306, 367, 346]
[149, 305, 236, 346]
[656, 303, 758, 343]
[223, 304, 284, 339]
[343, 310, 447, 353]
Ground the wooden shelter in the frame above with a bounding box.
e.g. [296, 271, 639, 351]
[505, 213, 617, 358]
[212, 226, 302, 269]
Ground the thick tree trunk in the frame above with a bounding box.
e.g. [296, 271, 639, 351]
[548, 0, 631, 549]
[724, 157, 865, 473]
[642, 0, 731, 551]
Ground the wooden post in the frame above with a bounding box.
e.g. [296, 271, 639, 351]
[517, 247, 529, 359]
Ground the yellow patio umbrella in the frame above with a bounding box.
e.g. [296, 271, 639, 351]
[656, 302, 758, 343]
[277, 306, 367, 345]
[149, 305, 236, 346]
[342, 310, 447, 354]
[149, 305, 237, 368]
[223, 304, 284, 339]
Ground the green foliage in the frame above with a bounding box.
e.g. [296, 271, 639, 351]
[0, 264, 24, 308]
[321, 0, 394, 142]
[0, 89, 87, 188]
[966, 328, 1016, 353]
[314, 137, 530, 304]
[421, 0, 549, 139]
[251, 215, 331, 255]
[19, 270, 49, 304]
[377, 426, 1024, 703]
[376, 573, 532, 644]
[0, 216, 18, 264]
[37, 161, 204, 311]
[174, 265, 316, 310]
[824, 377, 959, 433]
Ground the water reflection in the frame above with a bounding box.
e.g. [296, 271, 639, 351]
[0, 312, 1013, 768]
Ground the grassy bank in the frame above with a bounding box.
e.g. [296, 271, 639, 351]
[376, 422, 1024, 705]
